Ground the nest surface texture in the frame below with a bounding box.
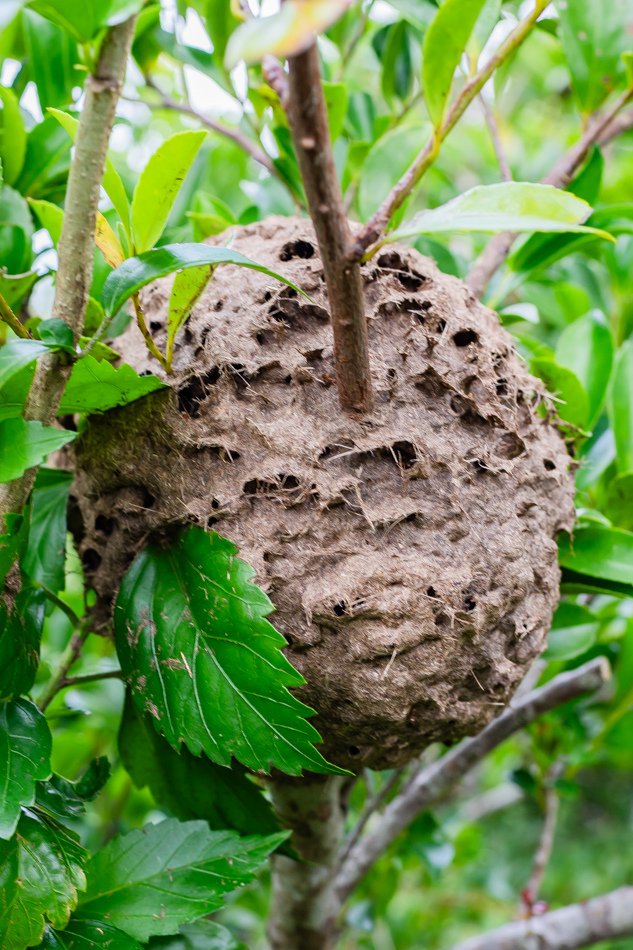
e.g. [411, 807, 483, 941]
[74, 216, 575, 771]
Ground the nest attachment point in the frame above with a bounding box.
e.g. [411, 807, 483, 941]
[72, 216, 575, 771]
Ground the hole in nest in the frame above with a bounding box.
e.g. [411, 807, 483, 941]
[210, 498, 220, 510]
[469, 458, 490, 474]
[496, 377, 509, 396]
[348, 745, 361, 756]
[496, 432, 525, 460]
[464, 596, 477, 611]
[183, 327, 193, 344]
[263, 290, 273, 302]
[392, 440, 417, 469]
[177, 368, 221, 417]
[426, 586, 437, 598]
[415, 367, 447, 398]
[214, 299, 224, 311]
[243, 473, 300, 496]
[279, 239, 315, 261]
[453, 329, 478, 347]
[543, 458, 556, 471]
[333, 600, 348, 617]
[208, 445, 240, 463]
[435, 318, 447, 334]
[376, 251, 426, 290]
[149, 320, 161, 333]
[207, 516, 218, 528]
[434, 611, 450, 627]
[82, 548, 102, 572]
[140, 488, 156, 509]
[95, 514, 116, 536]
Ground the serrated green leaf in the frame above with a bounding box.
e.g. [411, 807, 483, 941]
[118, 693, 281, 837]
[0, 588, 46, 700]
[58, 356, 165, 415]
[387, 182, 612, 243]
[422, 0, 488, 128]
[166, 265, 213, 365]
[610, 341, 633, 473]
[101, 243, 307, 318]
[76, 818, 285, 941]
[0, 808, 86, 949]
[22, 468, 72, 593]
[130, 131, 206, 254]
[49, 110, 131, 235]
[0, 419, 76, 482]
[0, 87, 26, 186]
[114, 526, 344, 775]
[0, 699, 52, 839]
[39, 919, 143, 949]
[555, 312, 614, 427]
[559, 524, 633, 586]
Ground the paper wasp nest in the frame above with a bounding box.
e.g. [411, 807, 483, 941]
[73, 217, 575, 771]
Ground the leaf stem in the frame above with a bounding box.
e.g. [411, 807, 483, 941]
[39, 625, 92, 712]
[0, 292, 32, 339]
[132, 293, 170, 372]
[351, 0, 549, 259]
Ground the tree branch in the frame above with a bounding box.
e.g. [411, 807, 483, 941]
[521, 768, 562, 914]
[335, 658, 610, 899]
[449, 886, 633, 950]
[0, 17, 136, 520]
[267, 776, 346, 950]
[351, 0, 549, 259]
[286, 43, 372, 415]
[466, 94, 633, 299]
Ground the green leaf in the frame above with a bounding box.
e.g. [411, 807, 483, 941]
[610, 341, 633, 472]
[118, 693, 281, 837]
[359, 125, 427, 221]
[49, 110, 131, 235]
[114, 526, 343, 775]
[605, 472, 633, 531]
[36, 760, 112, 825]
[130, 131, 207, 253]
[0, 272, 39, 311]
[58, 356, 166, 415]
[555, 312, 614, 426]
[544, 603, 599, 661]
[29, 198, 65, 247]
[166, 265, 213, 364]
[0, 588, 46, 700]
[0, 363, 35, 422]
[76, 819, 285, 941]
[0, 808, 86, 949]
[422, 0, 488, 128]
[0, 511, 28, 587]
[26, 0, 145, 42]
[559, 524, 633, 586]
[0, 699, 52, 839]
[39, 919, 143, 949]
[323, 81, 349, 141]
[0, 419, 76, 482]
[0, 87, 26, 186]
[146, 920, 239, 950]
[22, 10, 79, 112]
[387, 182, 612, 242]
[530, 357, 589, 429]
[0, 184, 35, 275]
[0, 340, 53, 389]
[101, 243, 307, 318]
[555, 0, 632, 112]
[466, 0, 502, 62]
[22, 468, 72, 593]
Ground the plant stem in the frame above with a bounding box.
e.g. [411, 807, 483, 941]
[286, 44, 372, 415]
[351, 0, 549, 258]
[335, 657, 610, 899]
[467, 89, 633, 298]
[0, 292, 31, 339]
[39, 626, 92, 712]
[132, 294, 169, 371]
[0, 16, 136, 522]
[267, 775, 345, 950]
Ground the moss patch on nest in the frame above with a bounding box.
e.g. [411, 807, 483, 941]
[72, 216, 575, 771]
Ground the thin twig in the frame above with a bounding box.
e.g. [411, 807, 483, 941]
[286, 43, 372, 415]
[336, 768, 406, 872]
[467, 93, 633, 299]
[0, 292, 31, 339]
[0, 17, 137, 520]
[39, 626, 91, 712]
[335, 658, 610, 899]
[132, 293, 169, 371]
[60, 669, 123, 689]
[480, 95, 512, 181]
[262, 55, 289, 107]
[449, 886, 633, 950]
[521, 766, 563, 915]
[351, 0, 550, 259]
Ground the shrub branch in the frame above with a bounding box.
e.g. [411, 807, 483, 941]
[286, 43, 373, 415]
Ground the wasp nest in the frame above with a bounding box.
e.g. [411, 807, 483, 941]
[73, 216, 575, 771]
